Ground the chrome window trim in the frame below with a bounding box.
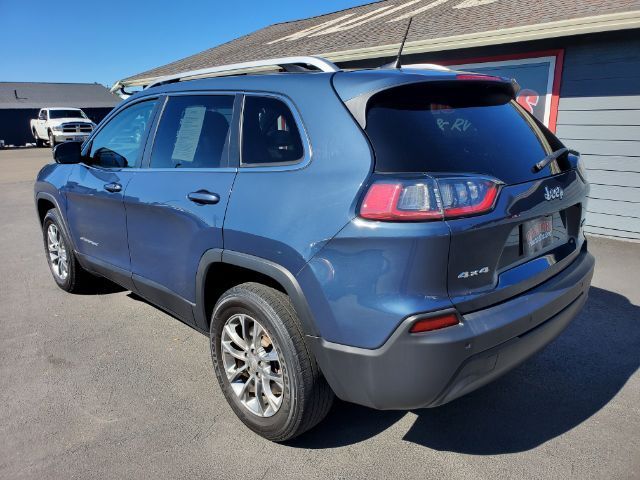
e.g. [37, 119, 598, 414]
[134, 167, 238, 173]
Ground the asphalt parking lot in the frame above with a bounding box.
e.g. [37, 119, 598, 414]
[0, 147, 638, 479]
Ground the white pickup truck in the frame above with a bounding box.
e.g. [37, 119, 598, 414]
[30, 108, 95, 147]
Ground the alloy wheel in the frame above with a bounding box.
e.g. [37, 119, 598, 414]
[221, 313, 285, 417]
[47, 224, 68, 280]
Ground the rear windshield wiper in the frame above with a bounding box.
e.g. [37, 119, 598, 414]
[532, 147, 579, 173]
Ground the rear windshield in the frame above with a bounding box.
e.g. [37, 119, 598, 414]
[365, 83, 568, 184]
[49, 109, 85, 119]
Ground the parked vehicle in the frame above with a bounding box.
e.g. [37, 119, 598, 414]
[30, 107, 95, 147]
[34, 57, 594, 442]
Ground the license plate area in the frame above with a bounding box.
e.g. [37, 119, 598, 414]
[497, 207, 578, 272]
[522, 215, 554, 255]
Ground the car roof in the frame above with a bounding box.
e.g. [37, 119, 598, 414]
[121, 67, 513, 130]
[128, 67, 457, 100]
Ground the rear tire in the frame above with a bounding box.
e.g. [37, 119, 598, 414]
[42, 209, 97, 293]
[210, 282, 334, 442]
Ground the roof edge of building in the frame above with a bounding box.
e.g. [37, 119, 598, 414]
[116, 9, 640, 88]
[117, 1, 386, 87]
[323, 9, 640, 62]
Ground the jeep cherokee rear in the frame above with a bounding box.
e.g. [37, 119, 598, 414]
[34, 58, 594, 441]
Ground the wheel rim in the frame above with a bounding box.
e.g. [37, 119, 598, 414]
[220, 313, 285, 417]
[47, 224, 68, 280]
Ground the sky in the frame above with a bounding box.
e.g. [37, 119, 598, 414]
[0, 0, 369, 88]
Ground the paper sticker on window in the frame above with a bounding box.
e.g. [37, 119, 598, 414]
[172, 106, 206, 163]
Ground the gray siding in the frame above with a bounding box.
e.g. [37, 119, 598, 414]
[556, 37, 640, 240]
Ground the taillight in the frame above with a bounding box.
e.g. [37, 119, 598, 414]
[409, 312, 459, 333]
[360, 176, 500, 221]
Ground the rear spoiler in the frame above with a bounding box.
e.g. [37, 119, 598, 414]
[333, 70, 518, 129]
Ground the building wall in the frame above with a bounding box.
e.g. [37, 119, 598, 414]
[0, 110, 35, 147]
[0, 107, 114, 147]
[556, 36, 640, 240]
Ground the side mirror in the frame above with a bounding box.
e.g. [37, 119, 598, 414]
[53, 141, 83, 164]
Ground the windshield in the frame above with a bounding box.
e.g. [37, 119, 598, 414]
[365, 82, 569, 184]
[49, 109, 86, 119]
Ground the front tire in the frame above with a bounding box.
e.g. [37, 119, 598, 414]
[42, 209, 96, 292]
[210, 282, 334, 441]
[48, 131, 56, 148]
[33, 130, 45, 147]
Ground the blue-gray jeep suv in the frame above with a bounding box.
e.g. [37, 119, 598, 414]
[35, 57, 595, 441]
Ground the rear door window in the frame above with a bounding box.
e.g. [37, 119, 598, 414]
[365, 83, 569, 184]
[150, 95, 234, 169]
[241, 96, 303, 166]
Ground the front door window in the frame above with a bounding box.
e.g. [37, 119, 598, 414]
[88, 100, 157, 168]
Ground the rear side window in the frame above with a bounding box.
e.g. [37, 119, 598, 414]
[241, 96, 303, 166]
[151, 95, 234, 169]
[365, 83, 567, 184]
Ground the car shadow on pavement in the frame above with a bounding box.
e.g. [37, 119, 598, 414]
[290, 287, 639, 452]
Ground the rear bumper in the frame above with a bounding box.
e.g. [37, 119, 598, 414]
[308, 249, 595, 410]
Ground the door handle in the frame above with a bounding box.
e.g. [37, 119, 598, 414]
[187, 190, 220, 205]
[104, 182, 122, 193]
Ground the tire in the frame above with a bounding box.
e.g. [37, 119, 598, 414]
[48, 131, 56, 148]
[42, 209, 96, 292]
[210, 282, 334, 442]
[33, 130, 45, 147]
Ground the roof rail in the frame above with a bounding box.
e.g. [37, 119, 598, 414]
[401, 63, 451, 71]
[144, 56, 340, 89]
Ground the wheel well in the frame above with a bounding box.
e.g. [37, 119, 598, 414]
[203, 263, 286, 328]
[37, 198, 55, 225]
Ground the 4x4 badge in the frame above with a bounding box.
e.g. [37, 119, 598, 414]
[458, 267, 489, 279]
[544, 186, 564, 201]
